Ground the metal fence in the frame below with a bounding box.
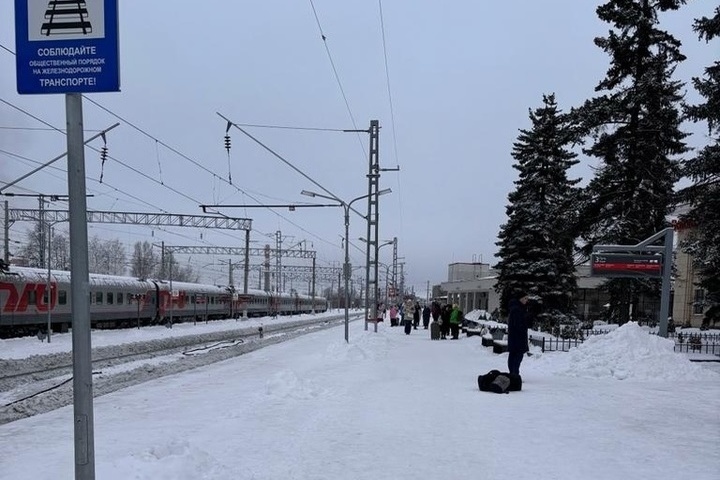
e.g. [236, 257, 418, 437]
[529, 336, 582, 352]
[529, 333, 720, 356]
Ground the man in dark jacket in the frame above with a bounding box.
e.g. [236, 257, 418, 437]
[507, 290, 531, 375]
[422, 305, 431, 329]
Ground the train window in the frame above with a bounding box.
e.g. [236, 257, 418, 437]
[117, 292, 124, 304]
[95, 291, 103, 304]
[58, 290, 67, 305]
[28, 290, 37, 305]
[107, 292, 114, 305]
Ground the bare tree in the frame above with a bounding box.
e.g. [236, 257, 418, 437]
[131, 241, 157, 279]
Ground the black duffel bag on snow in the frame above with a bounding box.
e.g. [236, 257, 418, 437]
[477, 369, 522, 394]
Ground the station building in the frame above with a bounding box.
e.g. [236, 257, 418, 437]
[438, 233, 710, 328]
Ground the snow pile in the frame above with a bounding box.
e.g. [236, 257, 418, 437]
[542, 322, 719, 380]
[464, 309, 490, 321]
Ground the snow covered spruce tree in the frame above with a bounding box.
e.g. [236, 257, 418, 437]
[678, 6, 720, 328]
[494, 94, 580, 326]
[573, 0, 689, 324]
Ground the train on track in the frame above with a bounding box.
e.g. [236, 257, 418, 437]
[0, 265, 328, 338]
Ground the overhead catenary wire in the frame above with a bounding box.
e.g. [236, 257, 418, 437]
[218, 113, 365, 220]
[79, 95, 339, 249]
[307, 0, 367, 160]
[0, 42, 342, 259]
[378, 0, 400, 169]
[377, 0, 405, 252]
[0, 93, 338, 253]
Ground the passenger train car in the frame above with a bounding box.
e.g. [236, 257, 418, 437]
[0, 266, 328, 338]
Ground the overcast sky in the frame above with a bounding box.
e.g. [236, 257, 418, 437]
[0, 1, 716, 295]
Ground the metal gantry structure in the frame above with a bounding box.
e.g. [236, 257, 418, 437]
[162, 243, 319, 297]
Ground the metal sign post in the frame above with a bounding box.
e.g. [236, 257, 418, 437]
[15, 2, 120, 478]
[591, 228, 674, 337]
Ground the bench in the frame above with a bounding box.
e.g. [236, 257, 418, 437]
[493, 339, 508, 354]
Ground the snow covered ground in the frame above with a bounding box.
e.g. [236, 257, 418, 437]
[1, 316, 718, 480]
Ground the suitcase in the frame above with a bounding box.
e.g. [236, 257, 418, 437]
[404, 320, 412, 335]
[430, 321, 440, 340]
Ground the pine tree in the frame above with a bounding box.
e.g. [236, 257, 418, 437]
[574, 0, 689, 323]
[494, 94, 581, 321]
[678, 6, 720, 327]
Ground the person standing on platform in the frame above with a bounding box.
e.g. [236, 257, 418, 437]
[507, 290, 531, 375]
[389, 304, 399, 327]
[431, 301, 441, 324]
[449, 304, 462, 339]
[440, 303, 452, 339]
[422, 304, 431, 329]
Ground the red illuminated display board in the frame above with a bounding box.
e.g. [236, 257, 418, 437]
[591, 253, 663, 278]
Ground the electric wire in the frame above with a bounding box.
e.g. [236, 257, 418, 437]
[80, 95, 338, 249]
[377, 0, 405, 254]
[307, 0, 367, 160]
[0, 126, 104, 132]
[378, 0, 400, 168]
[229, 123, 348, 132]
[0, 42, 342, 270]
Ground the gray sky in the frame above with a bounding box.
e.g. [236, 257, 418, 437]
[0, 1, 716, 295]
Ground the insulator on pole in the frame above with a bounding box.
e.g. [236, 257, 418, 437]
[99, 133, 108, 183]
[224, 134, 233, 185]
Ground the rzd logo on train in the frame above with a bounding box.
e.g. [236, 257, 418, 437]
[0, 282, 56, 313]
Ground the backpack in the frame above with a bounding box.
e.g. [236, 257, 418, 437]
[477, 370, 522, 394]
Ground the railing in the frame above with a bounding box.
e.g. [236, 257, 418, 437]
[673, 343, 720, 355]
[529, 336, 583, 352]
[528, 333, 720, 356]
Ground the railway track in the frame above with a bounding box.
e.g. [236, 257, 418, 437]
[0, 313, 358, 424]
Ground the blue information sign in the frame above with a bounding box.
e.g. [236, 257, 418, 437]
[15, 0, 119, 94]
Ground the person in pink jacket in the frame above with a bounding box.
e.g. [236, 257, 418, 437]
[389, 305, 399, 327]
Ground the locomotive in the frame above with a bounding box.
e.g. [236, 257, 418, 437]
[0, 265, 328, 338]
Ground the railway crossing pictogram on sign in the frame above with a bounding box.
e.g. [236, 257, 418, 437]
[15, 0, 120, 94]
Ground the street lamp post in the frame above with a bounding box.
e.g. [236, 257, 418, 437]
[359, 238, 394, 306]
[301, 188, 391, 343]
